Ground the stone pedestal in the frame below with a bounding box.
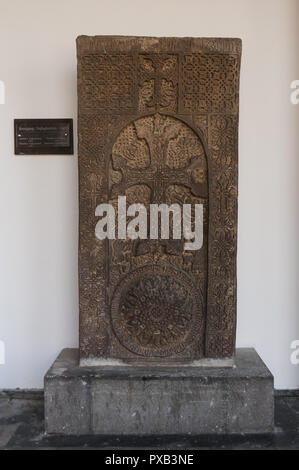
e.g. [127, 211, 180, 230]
[44, 348, 274, 435]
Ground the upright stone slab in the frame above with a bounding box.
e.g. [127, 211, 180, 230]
[77, 36, 241, 365]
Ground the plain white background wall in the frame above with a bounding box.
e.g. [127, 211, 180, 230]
[0, 0, 298, 389]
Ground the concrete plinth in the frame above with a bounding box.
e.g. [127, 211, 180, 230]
[44, 348, 274, 435]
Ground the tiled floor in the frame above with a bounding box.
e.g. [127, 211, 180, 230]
[0, 390, 298, 449]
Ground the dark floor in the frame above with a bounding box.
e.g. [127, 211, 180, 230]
[0, 390, 298, 449]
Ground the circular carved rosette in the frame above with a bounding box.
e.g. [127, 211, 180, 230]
[111, 265, 203, 357]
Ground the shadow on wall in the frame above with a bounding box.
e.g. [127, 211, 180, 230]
[0, 81, 5, 104]
[0, 340, 5, 365]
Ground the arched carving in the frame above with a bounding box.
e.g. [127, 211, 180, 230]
[108, 113, 208, 357]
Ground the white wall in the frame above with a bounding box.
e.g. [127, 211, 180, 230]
[0, 0, 298, 389]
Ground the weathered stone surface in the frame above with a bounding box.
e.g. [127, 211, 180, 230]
[44, 348, 274, 435]
[77, 36, 242, 363]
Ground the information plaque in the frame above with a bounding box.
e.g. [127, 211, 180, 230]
[14, 119, 73, 155]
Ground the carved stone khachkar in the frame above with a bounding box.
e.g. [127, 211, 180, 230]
[44, 37, 275, 436]
[77, 36, 241, 364]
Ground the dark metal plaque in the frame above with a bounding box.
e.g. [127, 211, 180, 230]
[14, 119, 73, 155]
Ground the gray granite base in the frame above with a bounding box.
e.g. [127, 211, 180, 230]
[44, 348, 274, 435]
